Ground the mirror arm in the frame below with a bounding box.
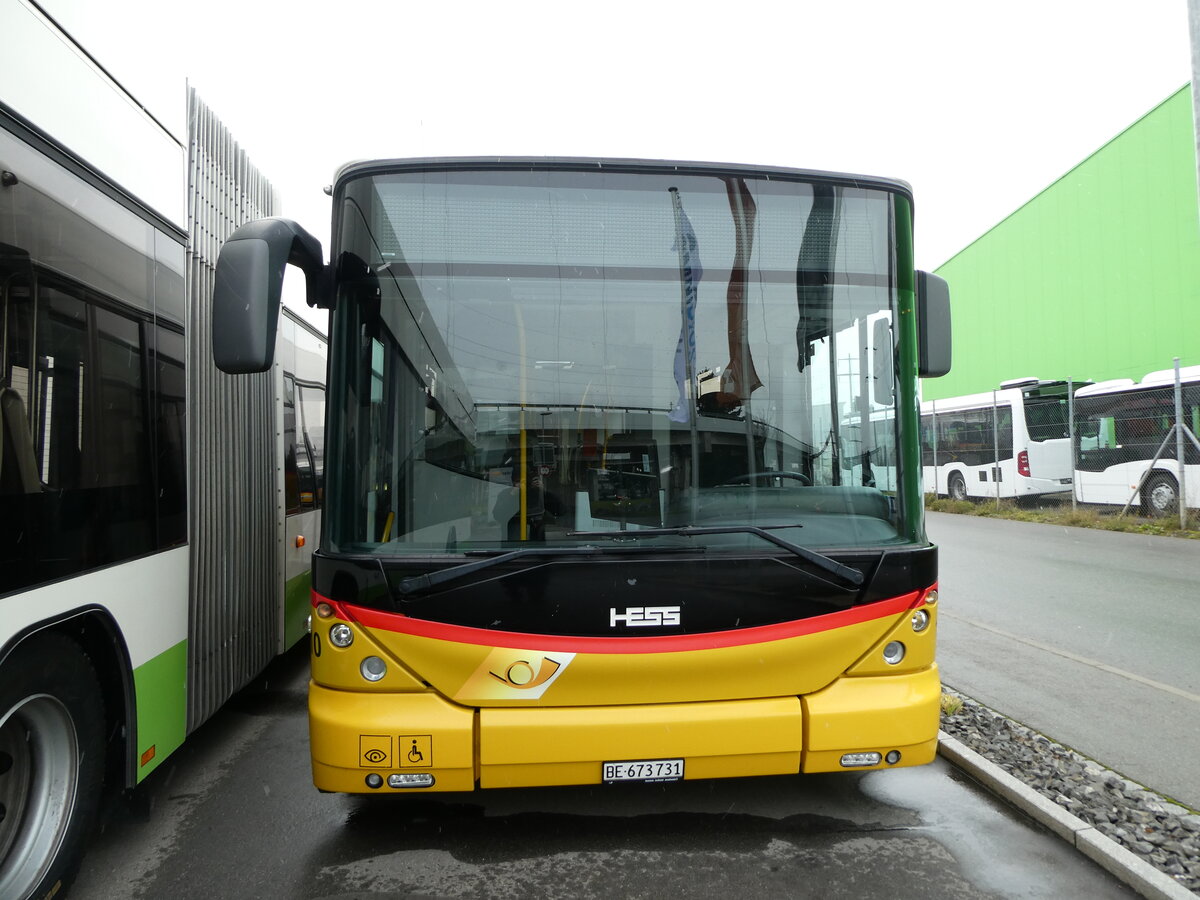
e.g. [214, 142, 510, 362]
[227, 218, 329, 307]
[281, 223, 332, 309]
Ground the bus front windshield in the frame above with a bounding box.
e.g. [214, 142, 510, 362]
[327, 166, 905, 555]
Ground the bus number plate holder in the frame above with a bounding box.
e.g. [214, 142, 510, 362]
[603, 758, 684, 783]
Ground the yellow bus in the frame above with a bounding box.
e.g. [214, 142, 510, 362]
[212, 158, 951, 794]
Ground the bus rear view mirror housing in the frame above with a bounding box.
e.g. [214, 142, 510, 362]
[916, 271, 951, 378]
[213, 218, 327, 373]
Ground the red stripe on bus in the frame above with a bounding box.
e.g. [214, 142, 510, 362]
[314, 589, 929, 654]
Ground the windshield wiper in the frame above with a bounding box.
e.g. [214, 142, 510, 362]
[569, 525, 864, 588]
[396, 547, 601, 596]
[394, 544, 698, 597]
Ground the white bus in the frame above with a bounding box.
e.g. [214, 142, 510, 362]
[1073, 366, 1200, 515]
[0, 4, 325, 897]
[921, 378, 1080, 502]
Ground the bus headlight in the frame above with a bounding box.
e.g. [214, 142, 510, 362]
[882, 641, 906, 665]
[360, 656, 387, 682]
[329, 623, 354, 648]
[911, 610, 930, 633]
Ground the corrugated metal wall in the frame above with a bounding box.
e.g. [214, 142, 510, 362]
[929, 86, 1200, 400]
[185, 88, 282, 731]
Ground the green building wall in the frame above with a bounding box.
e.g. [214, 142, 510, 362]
[926, 85, 1200, 401]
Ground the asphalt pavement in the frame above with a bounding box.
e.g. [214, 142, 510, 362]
[928, 510, 1200, 810]
[67, 511, 1200, 898]
[73, 642, 1137, 900]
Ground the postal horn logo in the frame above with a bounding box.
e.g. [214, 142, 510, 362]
[489, 657, 562, 689]
[459, 648, 575, 700]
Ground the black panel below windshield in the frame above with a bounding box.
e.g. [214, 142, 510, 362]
[313, 545, 935, 637]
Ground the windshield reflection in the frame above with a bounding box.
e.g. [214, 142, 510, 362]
[327, 167, 903, 554]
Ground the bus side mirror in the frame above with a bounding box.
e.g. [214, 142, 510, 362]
[213, 218, 326, 374]
[916, 271, 951, 378]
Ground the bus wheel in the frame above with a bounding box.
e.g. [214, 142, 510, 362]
[0, 633, 105, 900]
[1142, 473, 1179, 517]
[948, 473, 968, 502]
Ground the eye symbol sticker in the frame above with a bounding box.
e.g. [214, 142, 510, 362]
[359, 735, 392, 768]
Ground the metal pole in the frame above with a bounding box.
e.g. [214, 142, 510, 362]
[829, 335, 841, 485]
[992, 390, 1000, 508]
[1188, 0, 1200, 240]
[1120, 428, 1179, 517]
[517, 306, 528, 541]
[857, 317, 873, 487]
[1175, 358, 1187, 529]
[1068, 377, 1077, 512]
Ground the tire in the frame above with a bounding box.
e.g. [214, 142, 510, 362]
[1141, 472, 1179, 518]
[0, 633, 105, 900]
[947, 472, 968, 502]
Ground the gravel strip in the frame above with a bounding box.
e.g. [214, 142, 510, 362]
[940, 688, 1200, 895]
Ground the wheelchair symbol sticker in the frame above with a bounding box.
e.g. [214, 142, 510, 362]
[399, 734, 432, 768]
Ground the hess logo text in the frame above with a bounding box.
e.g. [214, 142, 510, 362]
[609, 606, 681, 627]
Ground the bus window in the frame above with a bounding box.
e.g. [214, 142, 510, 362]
[153, 326, 187, 548]
[36, 286, 89, 491]
[298, 383, 326, 509]
[1024, 395, 1070, 441]
[289, 378, 318, 512]
[1, 267, 35, 498]
[283, 374, 305, 514]
[1, 273, 158, 589]
[937, 406, 1013, 467]
[283, 375, 299, 513]
[93, 305, 153, 558]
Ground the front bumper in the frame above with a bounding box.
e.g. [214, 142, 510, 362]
[308, 665, 940, 793]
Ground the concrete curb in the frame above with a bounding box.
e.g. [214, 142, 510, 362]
[938, 732, 1195, 900]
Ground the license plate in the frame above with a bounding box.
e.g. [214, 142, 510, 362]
[602, 758, 684, 783]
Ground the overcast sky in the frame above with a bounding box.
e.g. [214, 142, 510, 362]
[52, 0, 1195, 323]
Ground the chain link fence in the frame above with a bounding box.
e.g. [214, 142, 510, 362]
[925, 359, 1199, 529]
[1069, 359, 1200, 529]
[923, 379, 1073, 507]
